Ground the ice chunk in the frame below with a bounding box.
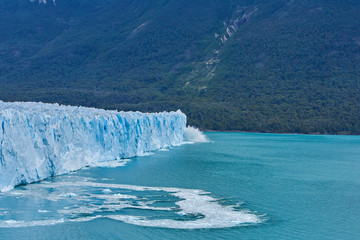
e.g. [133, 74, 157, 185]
[102, 189, 112, 194]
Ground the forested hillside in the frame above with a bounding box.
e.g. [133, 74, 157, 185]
[1, 0, 359, 134]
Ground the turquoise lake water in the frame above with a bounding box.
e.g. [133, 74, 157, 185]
[0, 132, 359, 239]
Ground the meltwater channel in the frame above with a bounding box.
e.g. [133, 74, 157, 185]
[0, 132, 359, 239]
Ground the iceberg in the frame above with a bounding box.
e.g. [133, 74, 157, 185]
[0, 101, 186, 192]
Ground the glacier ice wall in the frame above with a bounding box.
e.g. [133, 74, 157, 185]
[0, 101, 186, 192]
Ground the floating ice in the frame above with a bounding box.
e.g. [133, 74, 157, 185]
[0, 219, 65, 228]
[59, 192, 77, 198]
[102, 189, 112, 194]
[0, 101, 186, 192]
[38, 209, 50, 213]
[158, 148, 169, 151]
[0, 179, 263, 229]
[94, 159, 131, 168]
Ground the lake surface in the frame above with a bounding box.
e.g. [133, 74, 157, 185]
[0, 132, 359, 239]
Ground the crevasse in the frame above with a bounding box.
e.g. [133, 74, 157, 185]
[0, 101, 186, 192]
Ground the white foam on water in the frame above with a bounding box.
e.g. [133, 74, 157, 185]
[177, 141, 195, 145]
[0, 180, 263, 229]
[102, 189, 112, 194]
[91, 159, 131, 168]
[0, 219, 65, 228]
[60, 192, 78, 198]
[38, 210, 50, 213]
[0, 186, 14, 193]
[158, 148, 169, 151]
[137, 152, 155, 157]
[0, 211, 8, 216]
[183, 126, 209, 143]
[69, 215, 101, 222]
[58, 205, 101, 215]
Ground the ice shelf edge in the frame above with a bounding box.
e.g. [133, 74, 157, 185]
[0, 101, 186, 192]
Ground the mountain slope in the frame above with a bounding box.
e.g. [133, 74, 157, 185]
[1, 0, 359, 134]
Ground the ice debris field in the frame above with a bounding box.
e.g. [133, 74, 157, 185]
[0, 101, 195, 192]
[0, 176, 262, 229]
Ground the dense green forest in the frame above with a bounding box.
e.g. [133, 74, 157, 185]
[0, 0, 359, 134]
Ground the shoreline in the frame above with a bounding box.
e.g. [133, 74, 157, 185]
[202, 129, 359, 136]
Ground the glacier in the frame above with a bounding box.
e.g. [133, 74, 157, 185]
[0, 101, 186, 192]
